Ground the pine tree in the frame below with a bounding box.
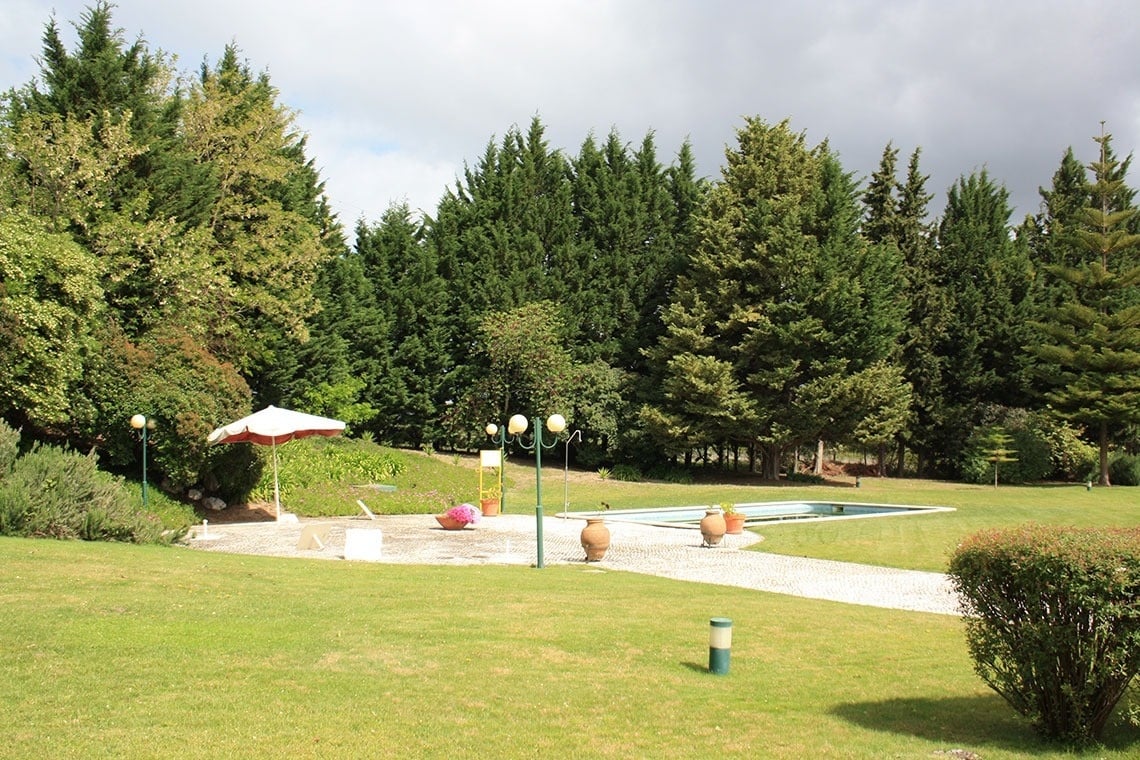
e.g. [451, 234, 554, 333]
[1031, 127, 1140, 485]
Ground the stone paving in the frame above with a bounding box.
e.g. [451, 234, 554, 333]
[185, 512, 962, 616]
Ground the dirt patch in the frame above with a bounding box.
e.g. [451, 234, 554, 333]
[194, 501, 276, 524]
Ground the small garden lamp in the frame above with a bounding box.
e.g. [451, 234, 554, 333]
[129, 414, 156, 509]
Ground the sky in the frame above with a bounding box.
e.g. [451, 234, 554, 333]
[4, 0, 1140, 233]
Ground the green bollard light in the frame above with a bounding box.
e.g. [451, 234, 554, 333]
[709, 617, 732, 675]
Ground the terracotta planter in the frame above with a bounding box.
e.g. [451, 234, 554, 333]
[700, 508, 726, 547]
[435, 515, 468, 530]
[480, 497, 501, 517]
[724, 512, 746, 535]
[580, 518, 611, 561]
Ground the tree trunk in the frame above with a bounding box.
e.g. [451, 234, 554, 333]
[1099, 421, 1111, 486]
[813, 439, 824, 475]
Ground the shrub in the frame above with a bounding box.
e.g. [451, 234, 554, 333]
[959, 407, 1094, 484]
[610, 464, 643, 482]
[1109, 454, 1140, 486]
[948, 525, 1140, 744]
[0, 419, 19, 474]
[960, 424, 1049, 485]
[246, 438, 406, 510]
[0, 442, 168, 543]
[784, 471, 825, 484]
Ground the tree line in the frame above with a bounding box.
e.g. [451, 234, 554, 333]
[2, 3, 1138, 499]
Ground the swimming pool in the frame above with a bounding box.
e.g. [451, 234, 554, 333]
[564, 501, 953, 528]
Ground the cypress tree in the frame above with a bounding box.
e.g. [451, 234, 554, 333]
[930, 170, 1034, 471]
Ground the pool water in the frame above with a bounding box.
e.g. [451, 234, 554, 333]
[565, 501, 952, 528]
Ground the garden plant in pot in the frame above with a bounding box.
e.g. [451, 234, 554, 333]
[480, 484, 501, 517]
[436, 503, 481, 530]
[722, 502, 746, 534]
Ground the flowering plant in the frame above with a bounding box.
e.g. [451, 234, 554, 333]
[445, 503, 481, 526]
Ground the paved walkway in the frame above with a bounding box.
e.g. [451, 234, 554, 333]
[186, 512, 961, 616]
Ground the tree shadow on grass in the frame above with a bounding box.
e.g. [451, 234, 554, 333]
[832, 695, 1140, 754]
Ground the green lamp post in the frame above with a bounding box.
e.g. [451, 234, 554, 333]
[129, 414, 156, 509]
[506, 412, 566, 569]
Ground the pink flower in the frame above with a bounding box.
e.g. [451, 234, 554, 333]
[446, 503, 481, 525]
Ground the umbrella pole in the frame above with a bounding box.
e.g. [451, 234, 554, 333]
[272, 438, 281, 520]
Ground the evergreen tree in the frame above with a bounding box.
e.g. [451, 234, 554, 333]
[893, 147, 946, 475]
[177, 46, 333, 373]
[1031, 128, 1140, 485]
[357, 205, 450, 447]
[862, 142, 900, 245]
[646, 118, 905, 477]
[930, 170, 1034, 472]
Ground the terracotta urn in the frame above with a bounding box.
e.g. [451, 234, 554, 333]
[480, 497, 500, 517]
[580, 518, 611, 561]
[700, 508, 726, 547]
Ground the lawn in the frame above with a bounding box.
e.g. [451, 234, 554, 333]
[3, 529, 1140, 758]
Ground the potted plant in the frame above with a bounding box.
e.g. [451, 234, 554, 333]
[436, 503, 481, 530]
[480, 483, 502, 516]
[722, 502, 746, 534]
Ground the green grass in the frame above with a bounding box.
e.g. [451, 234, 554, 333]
[4, 536, 1139, 758]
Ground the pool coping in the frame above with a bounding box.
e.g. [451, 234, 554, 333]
[560, 501, 956, 529]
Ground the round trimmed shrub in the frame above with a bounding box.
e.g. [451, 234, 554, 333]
[948, 525, 1140, 744]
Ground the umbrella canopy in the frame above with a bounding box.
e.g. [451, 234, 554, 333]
[208, 405, 345, 519]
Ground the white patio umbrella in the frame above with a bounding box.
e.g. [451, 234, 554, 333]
[207, 405, 346, 520]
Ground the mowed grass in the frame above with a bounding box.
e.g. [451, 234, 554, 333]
[3, 535, 1140, 758]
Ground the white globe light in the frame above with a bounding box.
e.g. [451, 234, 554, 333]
[507, 414, 529, 435]
[485, 423, 498, 436]
[130, 414, 146, 430]
[546, 414, 566, 434]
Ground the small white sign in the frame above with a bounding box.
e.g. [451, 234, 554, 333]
[480, 449, 502, 467]
[344, 528, 382, 561]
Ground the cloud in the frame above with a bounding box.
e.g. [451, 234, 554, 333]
[4, 0, 1140, 229]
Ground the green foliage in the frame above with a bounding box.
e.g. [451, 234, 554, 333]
[85, 325, 252, 493]
[948, 525, 1140, 744]
[609, 464, 642, 482]
[1030, 128, 1140, 485]
[960, 409, 1089, 484]
[960, 425, 1019, 486]
[245, 438, 406, 513]
[784, 471, 826, 484]
[0, 211, 104, 427]
[0, 440, 168, 543]
[1108, 454, 1140, 486]
[0, 419, 19, 474]
[645, 118, 905, 479]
